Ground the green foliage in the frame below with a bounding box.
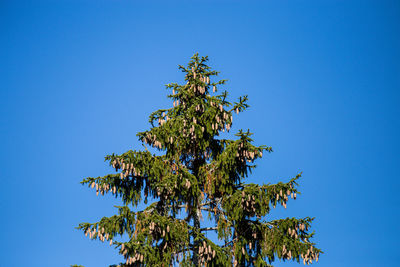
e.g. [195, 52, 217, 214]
[76, 53, 321, 266]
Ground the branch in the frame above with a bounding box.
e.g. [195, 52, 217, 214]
[200, 227, 217, 232]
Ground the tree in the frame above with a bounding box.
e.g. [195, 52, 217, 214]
[77, 53, 321, 266]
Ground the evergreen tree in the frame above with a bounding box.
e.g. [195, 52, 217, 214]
[77, 54, 321, 266]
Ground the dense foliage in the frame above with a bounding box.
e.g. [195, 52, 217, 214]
[77, 54, 321, 266]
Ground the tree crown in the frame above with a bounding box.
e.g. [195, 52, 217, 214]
[77, 53, 321, 267]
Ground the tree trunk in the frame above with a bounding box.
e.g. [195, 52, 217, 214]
[192, 208, 201, 265]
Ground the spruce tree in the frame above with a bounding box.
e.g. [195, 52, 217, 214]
[77, 53, 322, 266]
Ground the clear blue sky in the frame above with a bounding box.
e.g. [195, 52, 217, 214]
[1, 1, 399, 266]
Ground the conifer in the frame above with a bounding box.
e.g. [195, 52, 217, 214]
[77, 53, 321, 266]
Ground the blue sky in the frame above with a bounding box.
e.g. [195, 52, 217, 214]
[1, 1, 399, 266]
